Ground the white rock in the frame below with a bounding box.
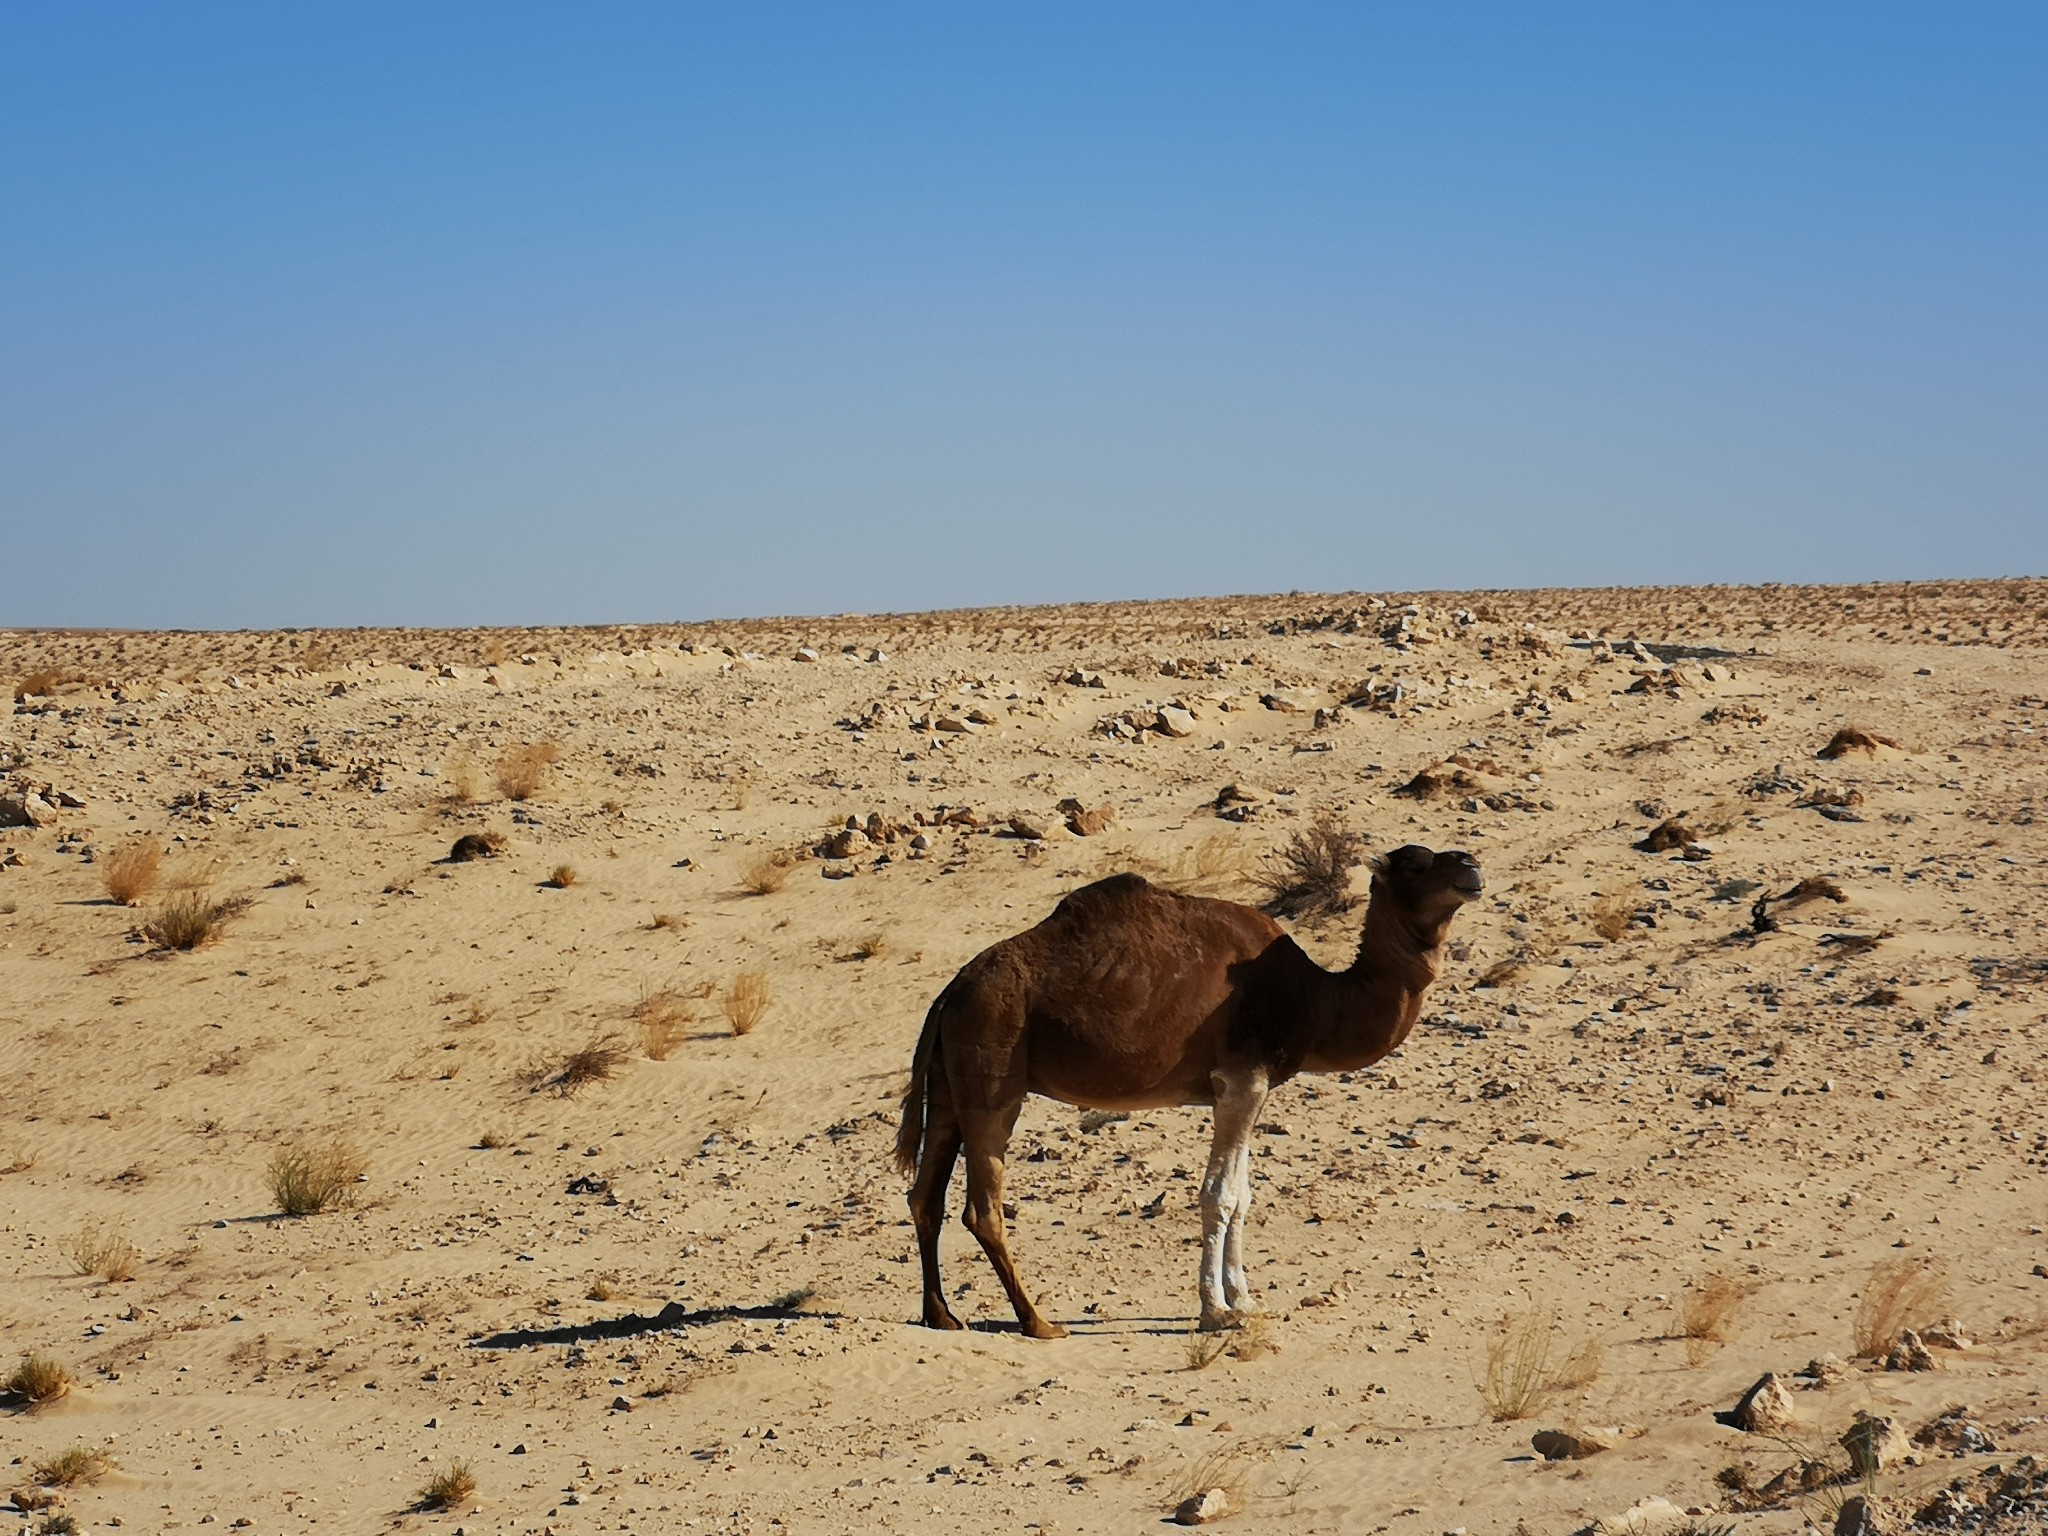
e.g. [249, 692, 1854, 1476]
[1173, 1487, 1233, 1525]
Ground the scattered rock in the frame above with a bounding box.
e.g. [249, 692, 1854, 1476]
[1716, 1372, 1799, 1433]
[819, 827, 870, 860]
[1173, 1488, 1234, 1525]
[1157, 704, 1197, 737]
[1259, 691, 1307, 713]
[1834, 1494, 1911, 1535]
[1914, 1406, 1996, 1454]
[1062, 803, 1116, 837]
[1006, 815, 1050, 841]
[1064, 669, 1105, 688]
[1841, 1412, 1911, 1476]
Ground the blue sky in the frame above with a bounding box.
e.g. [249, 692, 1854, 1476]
[3, 3, 2043, 628]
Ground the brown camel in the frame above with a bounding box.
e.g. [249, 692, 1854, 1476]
[895, 843, 1483, 1338]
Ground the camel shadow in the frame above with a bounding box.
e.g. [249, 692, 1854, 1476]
[471, 1295, 838, 1350]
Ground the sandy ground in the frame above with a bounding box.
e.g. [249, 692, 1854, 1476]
[3, 579, 2046, 1536]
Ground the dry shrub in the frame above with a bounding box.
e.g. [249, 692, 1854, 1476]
[1478, 1312, 1603, 1421]
[418, 1460, 477, 1510]
[13, 668, 78, 701]
[1184, 1313, 1278, 1370]
[521, 1033, 630, 1095]
[1853, 1258, 1949, 1358]
[1172, 832, 1254, 895]
[68, 1225, 138, 1282]
[143, 891, 250, 951]
[648, 911, 685, 931]
[268, 1139, 367, 1216]
[1591, 894, 1633, 943]
[586, 1276, 620, 1302]
[740, 850, 796, 895]
[635, 985, 692, 1059]
[1475, 956, 1526, 988]
[493, 740, 560, 801]
[6, 1353, 71, 1404]
[850, 929, 889, 960]
[546, 863, 579, 889]
[33, 1446, 112, 1487]
[476, 1129, 507, 1149]
[1252, 811, 1364, 918]
[1779, 876, 1847, 907]
[722, 971, 771, 1036]
[102, 840, 161, 906]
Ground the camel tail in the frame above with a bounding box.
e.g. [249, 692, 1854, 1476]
[894, 992, 947, 1179]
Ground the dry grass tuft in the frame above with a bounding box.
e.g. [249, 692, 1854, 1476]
[68, 1225, 138, 1282]
[443, 756, 479, 806]
[102, 840, 161, 906]
[1679, 1275, 1754, 1365]
[1252, 811, 1364, 918]
[1169, 1435, 1284, 1512]
[1172, 832, 1254, 895]
[546, 863, 579, 889]
[850, 930, 889, 960]
[1590, 893, 1634, 943]
[33, 1446, 113, 1487]
[267, 1139, 368, 1216]
[648, 911, 686, 931]
[634, 985, 693, 1060]
[493, 740, 560, 801]
[1853, 1258, 1949, 1358]
[143, 890, 250, 951]
[1478, 1312, 1603, 1421]
[418, 1459, 477, 1510]
[7, 1353, 72, 1405]
[739, 850, 797, 895]
[476, 1129, 507, 1149]
[586, 1276, 620, 1302]
[722, 971, 772, 1036]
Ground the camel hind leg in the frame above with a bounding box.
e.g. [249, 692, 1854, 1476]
[908, 1083, 965, 1331]
[958, 1101, 1067, 1339]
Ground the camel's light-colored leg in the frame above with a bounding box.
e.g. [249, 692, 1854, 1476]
[958, 1101, 1067, 1340]
[1221, 1134, 1258, 1315]
[1199, 1063, 1268, 1332]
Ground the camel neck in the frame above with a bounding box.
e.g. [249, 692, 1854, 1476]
[1297, 897, 1441, 1072]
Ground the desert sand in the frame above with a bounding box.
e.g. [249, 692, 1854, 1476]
[3, 579, 2045, 1535]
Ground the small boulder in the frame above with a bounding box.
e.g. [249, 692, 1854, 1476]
[1006, 815, 1050, 841]
[1157, 704, 1197, 737]
[1834, 1494, 1910, 1535]
[1884, 1329, 1938, 1372]
[1173, 1487, 1233, 1525]
[1920, 1318, 1970, 1350]
[1064, 804, 1116, 837]
[1841, 1412, 1911, 1477]
[1716, 1372, 1798, 1434]
[820, 827, 870, 860]
[1532, 1429, 1607, 1460]
[1796, 1353, 1849, 1389]
[448, 832, 506, 862]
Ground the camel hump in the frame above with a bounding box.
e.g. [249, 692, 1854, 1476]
[1049, 871, 1161, 918]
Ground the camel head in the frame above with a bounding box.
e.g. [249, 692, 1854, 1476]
[1370, 844, 1483, 945]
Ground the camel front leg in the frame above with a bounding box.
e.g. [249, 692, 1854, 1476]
[1221, 1135, 1258, 1316]
[1199, 1064, 1268, 1332]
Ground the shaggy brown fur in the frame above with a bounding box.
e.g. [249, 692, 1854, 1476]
[447, 832, 506, 863]
[896, 844, 1482, 1337]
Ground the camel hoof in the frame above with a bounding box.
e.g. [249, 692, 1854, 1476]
[923, 1308, 966, 1332]
[1197, 1308, 1245, 1334]
[1023, 1317, 1068, 1341]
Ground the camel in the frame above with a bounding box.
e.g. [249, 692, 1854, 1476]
[894, 843, 1483, 1338]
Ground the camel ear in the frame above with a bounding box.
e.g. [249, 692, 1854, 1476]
[1368, 853, 1389, 877]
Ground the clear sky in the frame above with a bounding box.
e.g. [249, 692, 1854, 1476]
[4, 3, 2044, 629]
